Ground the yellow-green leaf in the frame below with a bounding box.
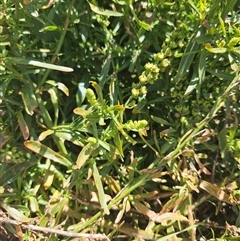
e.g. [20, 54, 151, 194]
[19, 85, 38, 115]
[6, 57, 73, 72]
[39, 129, 54, 141]
[88, 1, 123, 17]
[24, 140, 72, 167]
[29, 196, 39, 212]
[75, 143, 93, 169]
[205, 43, 227, 53]
[92, 162, 110, 215]
[1, 203, 33, 223]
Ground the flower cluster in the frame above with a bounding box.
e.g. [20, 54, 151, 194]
[131, 63, 160, 98]
[86, 88, 99, 107]
[123, 119, 149, 132]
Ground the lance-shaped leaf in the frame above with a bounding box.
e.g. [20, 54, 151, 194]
[88, 1, 123, 17]
[75, 143, 94, 169]
[199, 180, 233, 204]
[92, 162, 110, 215]
[5, 57, 73, 72]
[17, 111, 29, 140]
[175, 27, 203, 82]
[205, 43, 227, 53]
[0, 160, 37, 186]
[24, 140, 72, 167]
[19, 85, 38, 115]
[1, 202, 33, 223]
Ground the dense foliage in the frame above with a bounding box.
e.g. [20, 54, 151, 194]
[0, 0, 240, 240]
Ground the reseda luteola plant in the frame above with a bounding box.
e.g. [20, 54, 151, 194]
[84, 83, 149, 143]
[130, 3, 240, 133]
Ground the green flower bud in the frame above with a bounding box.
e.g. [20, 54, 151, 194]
[164, 47, 172, 56]
[86, 88, 98, 106]
[175, 105, 182, 112]
[192, 109, 199, 116]
[169, 42, 177, 49]
[178, 40, 184, 48]
[87, 137, 98, 144]
[180, 116, 188, 125]
[124, 119, 148, 131]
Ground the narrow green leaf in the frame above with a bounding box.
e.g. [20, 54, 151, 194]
[50, 198, 68, 215]
[99, 55, 111, 88]
[46, 80, 69, 96]
[206, 69, 234, 80]
[92, 162, 110, 215]
[113, 132, 124, 157]
[29, 196, 39, 212]
[195, 34, 214, 44]
[0, 160, 36, 186]
[197, 48, 207, 98]
[187, 0, 201, 17]
[228, 37, 240, 49]
[98, 140, 121, 159]
[1, 203, 33, 223]
[53, 128, 85, 146]
[205, 43, 227, 53]
[39, 129, 54, 141]
[132, 99, 147, 114]
[17, 111, 29, 140]
[175, 27, 203, 82]
[128, 50, 140, 72]
[218, 128, 229, 160]
[218, 13, 226, 37]
[28, 60, 73, 72]
[47, 87, 59, 125]
[39, 25, 58, 32]
[221, 0, 237, 19]
[19, 85, 38, 115]
[73, 107, 91, 117]
[151, 115, 171, 126]
[24, 140, 72, 167]
[5, 57, 73, 72]
[75, 143, 93, 169]
[137, 19, 151, 30]
[88, 1, 123, 17]
[184, 73, 198, 95]
[77, 82, 87, 105]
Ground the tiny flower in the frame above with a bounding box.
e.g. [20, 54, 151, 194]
[140, 86, 147, 95]
[131, 88, 139, 97]
[139, 73, 148, 83]
[161, 58, 170, 68]
[154, 52, 164, 61]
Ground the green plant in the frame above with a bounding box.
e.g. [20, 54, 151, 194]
[0, 0, 240, 240]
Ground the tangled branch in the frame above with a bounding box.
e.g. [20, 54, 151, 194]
[0, 216, 110, 241]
